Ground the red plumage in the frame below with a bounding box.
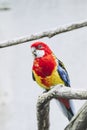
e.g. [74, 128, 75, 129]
[33, 54, 57, 77]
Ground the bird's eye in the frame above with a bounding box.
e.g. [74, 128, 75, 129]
[38, 44, 42, 49]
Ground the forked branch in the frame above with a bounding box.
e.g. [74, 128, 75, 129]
[37, 85, 87, 130]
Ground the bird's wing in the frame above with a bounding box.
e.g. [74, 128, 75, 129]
[57, 59, 70, 87]
[32, 71, 36, 81]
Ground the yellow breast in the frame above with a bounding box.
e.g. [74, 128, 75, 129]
[33, 68, 64, 90]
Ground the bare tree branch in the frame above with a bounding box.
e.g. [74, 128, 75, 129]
[37, 85, 87, 103]
[37, 85, 87, 130]
[37, 101, 50, 130]
[65, 101, 87, 130]
[0, 20, 87, 48]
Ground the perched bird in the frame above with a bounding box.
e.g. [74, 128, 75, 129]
[31, 41, 74, 121]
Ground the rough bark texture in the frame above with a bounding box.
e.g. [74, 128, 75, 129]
[65, 101, 87, 130]
[37, 85, 87, 101]
[37, 85, 87, 130]
[0, 20, 87, 48]
[37, 96, 50, 130]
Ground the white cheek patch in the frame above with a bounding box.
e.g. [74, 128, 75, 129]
[36, 50, 45, 58]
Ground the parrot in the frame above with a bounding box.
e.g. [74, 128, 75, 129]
[31, 41, 74, 121]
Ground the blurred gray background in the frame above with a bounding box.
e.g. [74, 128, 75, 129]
[0, 0, 87, 130]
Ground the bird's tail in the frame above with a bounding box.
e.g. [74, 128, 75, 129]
[65, 106, 74, 121]
[57, 98, 74, 121]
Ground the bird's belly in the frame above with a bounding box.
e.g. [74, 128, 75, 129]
[34, 70, 64, 90]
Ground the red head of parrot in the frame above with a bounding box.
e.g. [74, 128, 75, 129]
[31, 41, 57, 78]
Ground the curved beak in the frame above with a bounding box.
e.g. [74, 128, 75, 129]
[31, 47, 45, 58]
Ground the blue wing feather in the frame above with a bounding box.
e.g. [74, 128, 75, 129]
[57, 59, 70, 87]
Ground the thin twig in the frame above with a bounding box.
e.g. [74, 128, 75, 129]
[0, 20, 87, 48]
[0, 7, 10, 10]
